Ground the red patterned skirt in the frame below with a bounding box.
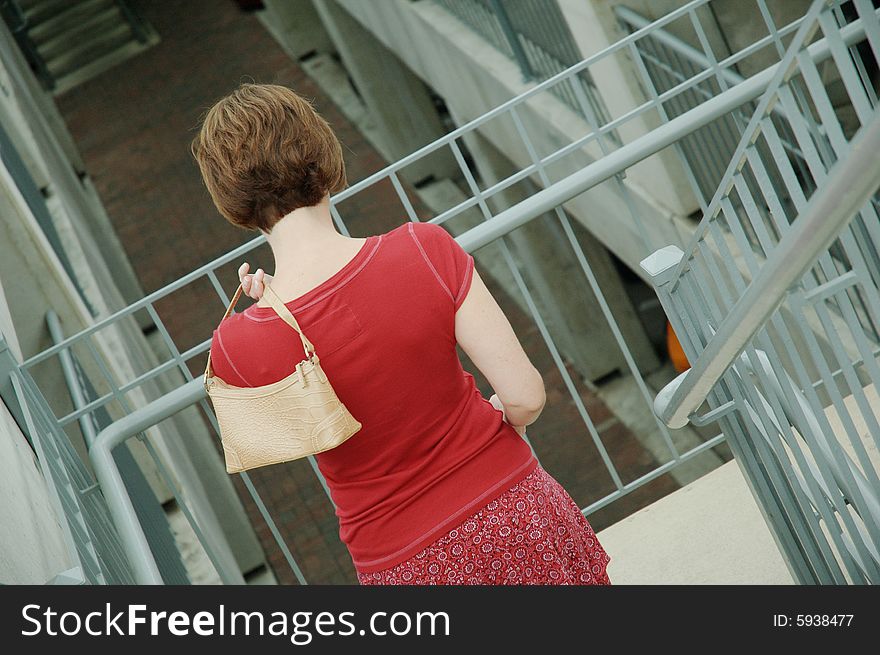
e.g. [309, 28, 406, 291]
[357, 465, 612, 585]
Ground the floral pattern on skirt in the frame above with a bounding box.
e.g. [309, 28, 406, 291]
[357, 465, 612, 585]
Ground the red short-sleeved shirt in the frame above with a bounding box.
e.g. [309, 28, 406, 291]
[209, 221, 538, 573]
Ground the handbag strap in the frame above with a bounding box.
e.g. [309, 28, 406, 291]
[260, 281, 316, 358]
[203, 280, 316, 383]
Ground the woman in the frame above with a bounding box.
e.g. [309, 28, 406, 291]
[192, 82, 612, 585]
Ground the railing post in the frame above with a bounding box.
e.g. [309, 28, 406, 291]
[640, 245, 683, 291]
[639, 245, 688, 343]
[46, 566, 87, 585]
[639, 245, 696, 420]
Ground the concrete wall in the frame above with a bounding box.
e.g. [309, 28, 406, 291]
[0, 210, 72, 584]
[0, 21, 146, 315]
[261, 0, 334, 61]
[557, 0, 701, 217]
[0, 396, 73, 584]
[266, 0, 458, 182]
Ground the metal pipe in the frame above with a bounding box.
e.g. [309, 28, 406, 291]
[46, 311, 98, 448]
[655, 108, 880, 428]
[89, 379, 206, 585]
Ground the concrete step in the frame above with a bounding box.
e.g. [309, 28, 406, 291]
[45, 19, 134, 79]
[37, 4, 125, 61]
[596, 458, 795, 584]
[29, 0, 117, 46]
[23, 0, 72, 26]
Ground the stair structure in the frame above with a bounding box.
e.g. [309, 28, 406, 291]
[2, 0, 159, 94]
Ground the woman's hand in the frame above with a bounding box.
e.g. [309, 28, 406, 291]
[488, 393, 527, 437]
[239, 262, 273, 301]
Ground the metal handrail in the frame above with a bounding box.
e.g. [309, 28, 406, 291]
[89, 379, 205, 585]
[653, 107, 880, 429]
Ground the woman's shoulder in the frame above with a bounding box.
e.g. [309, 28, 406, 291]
[208, 310, 256, 385]
[396, 220, 461, 252]
[211, 308, 252, 346]
[404, 220, 448, 237]
[359, 221, 455, 253]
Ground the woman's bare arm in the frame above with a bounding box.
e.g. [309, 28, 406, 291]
[455, 266, 546, 428]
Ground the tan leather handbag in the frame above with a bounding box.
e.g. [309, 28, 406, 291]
[203, 280, 362, 474]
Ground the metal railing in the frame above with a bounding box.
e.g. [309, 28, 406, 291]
[0, 0, 52, 89]
[618, 2, 880, 334]
[644, 0, 880, 583]
[45, 310, 191, 585]
[8, 0, 880, 584]
[653, 111, 880, 429]
[6, 342, 136, 585]
[615, 4, 802, 211]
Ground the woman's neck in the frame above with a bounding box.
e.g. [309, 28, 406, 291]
[262, 197, 347, 276]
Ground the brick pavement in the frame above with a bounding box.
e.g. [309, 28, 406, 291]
[54, 0, 678, 584]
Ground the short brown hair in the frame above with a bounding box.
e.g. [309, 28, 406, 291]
[191, 83, 347, 232]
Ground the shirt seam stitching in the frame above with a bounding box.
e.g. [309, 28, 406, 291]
[453, 255, 475, 307]
[407, 222, 454, 302]
[242, 236, 383, 322]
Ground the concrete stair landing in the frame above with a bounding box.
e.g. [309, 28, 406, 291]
[597, 459, 795, 584]
[598, 383, 880, 584]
